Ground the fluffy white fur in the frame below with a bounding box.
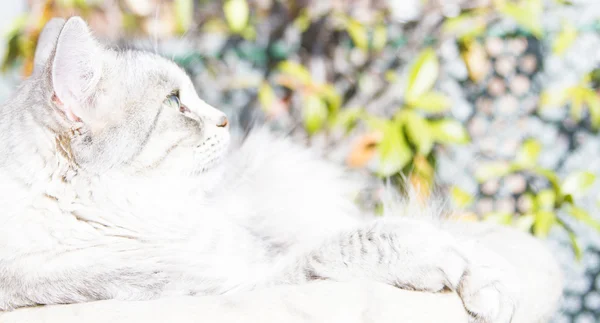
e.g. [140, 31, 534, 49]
[0, 17, 561, 323]
[0, 224, 563, 323]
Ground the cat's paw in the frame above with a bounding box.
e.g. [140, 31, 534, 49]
[456, 241, 518, 323]
[302, 220, 518, 322]
[380, 221, 518, 323]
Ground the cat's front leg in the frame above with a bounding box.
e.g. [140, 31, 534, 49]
[272, 219, 518, 323]
[0, 246, 174, 311]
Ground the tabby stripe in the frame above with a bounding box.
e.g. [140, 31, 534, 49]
[143, 136, 188, 170]
[126, 104, 165, 164]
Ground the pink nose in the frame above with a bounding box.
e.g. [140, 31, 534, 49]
[216, 116, 228, 128]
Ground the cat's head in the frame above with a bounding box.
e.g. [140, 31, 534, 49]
[33, 17, 230, 176]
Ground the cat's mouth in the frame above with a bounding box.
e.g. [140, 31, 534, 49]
[192, 135, 230, 174]
[194, 155, 224, 174]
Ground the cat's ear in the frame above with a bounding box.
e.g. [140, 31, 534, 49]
[32, 18, 66, 75]
[51, 16, 102, 122]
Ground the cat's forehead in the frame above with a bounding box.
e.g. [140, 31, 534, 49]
[113, 49, 190, 88]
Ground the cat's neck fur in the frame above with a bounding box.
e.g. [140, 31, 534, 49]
[0, 76, 71, 184]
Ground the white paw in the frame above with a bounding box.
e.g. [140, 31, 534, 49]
[457, 241, 519, 323]
[381, 221, 518, 323]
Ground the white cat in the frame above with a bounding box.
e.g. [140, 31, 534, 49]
[0, 16, 540, 323]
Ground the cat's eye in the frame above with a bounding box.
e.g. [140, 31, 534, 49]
[164, 92, 190, 114]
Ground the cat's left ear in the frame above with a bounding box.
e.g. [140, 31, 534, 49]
[32, 18, 66, 75]
[51, 16, 102, 122]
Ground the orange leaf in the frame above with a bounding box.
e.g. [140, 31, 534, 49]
[462, 41, 489, 83]
[409, 173, 431, 203]
[448, 211, 479, 222]
[346, 132, 382, 168]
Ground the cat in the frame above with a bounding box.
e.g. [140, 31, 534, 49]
[0, 16, 519, 323]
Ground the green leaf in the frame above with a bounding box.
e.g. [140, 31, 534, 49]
[568, 230, 583, 260]
[56, 0, 71, 6]
[520, 193, 536, 213]
[76, 0, 94, 6]
[347, 19, 369, 51]
[564, 194, 575, 205]
[385, 70, 398, 83]
[584, 90, 600, 129]
[293, 9, 311, 32]
[223, 0, 250, 33]
[1, 32, 22, 73]
[399, 110, 434, 155]
[497, 0, 543, 38]
[406, 92, 451, 113]
[536, 189, 556, 211]
[406, 48, 439, 102]
[376, 122, 413, 177]
[562, 171, 596, 197]
[531, 166, 563, 198]
[533, 210, 556, 238]
[331, 107, 364, 132]
[174, 0, 194, 33]
[258, 82, 276, 113]
[484, 212, 513, 225]
[240, 25, 257, 40]
[318, 84, 342, 114]
[372, 25, 387, 52]
[462, 40, 489, 83]
[277, 61, 312, 86]
[556, 217, 583, 261]
[450, 186, 474, 208]
[526, 0, 545, 36]
[540, 89, 570, 108]
[429, 119, 470, 144]
[475, 162, 513, 182]
[413, 155, 435, 183]
[557, 218, 584, 260]
[570, 88, 585, 121]
[3, 14, 27, 39]
[552, 21, 578, 56]
[566, 206, 600, 232]
[514, 213, 535, 232]
[442, 11, 488, 41]
[515, 138, 542, 167]
[302, 94, 328, 135]
[365, 116, 389, 130]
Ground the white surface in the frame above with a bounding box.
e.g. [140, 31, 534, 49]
[0, 222, 563, 323]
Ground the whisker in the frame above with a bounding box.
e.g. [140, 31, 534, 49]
[153, 2, 161, 54]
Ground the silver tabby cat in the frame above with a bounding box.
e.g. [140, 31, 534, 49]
[0, 17, 518, 322]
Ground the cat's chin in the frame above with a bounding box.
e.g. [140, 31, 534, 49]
[189, 154, 227, 176]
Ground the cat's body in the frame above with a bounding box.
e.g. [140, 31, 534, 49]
[0, 17, 521, 322]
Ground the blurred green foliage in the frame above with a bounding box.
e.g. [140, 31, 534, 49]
[3, 0, 600, 257]
[476, 138, 598, 259]
[541, 73, 600, 128]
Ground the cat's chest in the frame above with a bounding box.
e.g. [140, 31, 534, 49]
[4, 171, 268, 252]
[1, 170, 206, 237]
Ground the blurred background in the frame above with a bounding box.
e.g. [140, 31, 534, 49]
[1, 0, 600, 321]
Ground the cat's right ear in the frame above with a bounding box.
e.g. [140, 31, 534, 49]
[51, 16, 102, 122]
[33, 18, 65, 75]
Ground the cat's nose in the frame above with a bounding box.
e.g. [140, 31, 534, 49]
[216, 116, 228, 128]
